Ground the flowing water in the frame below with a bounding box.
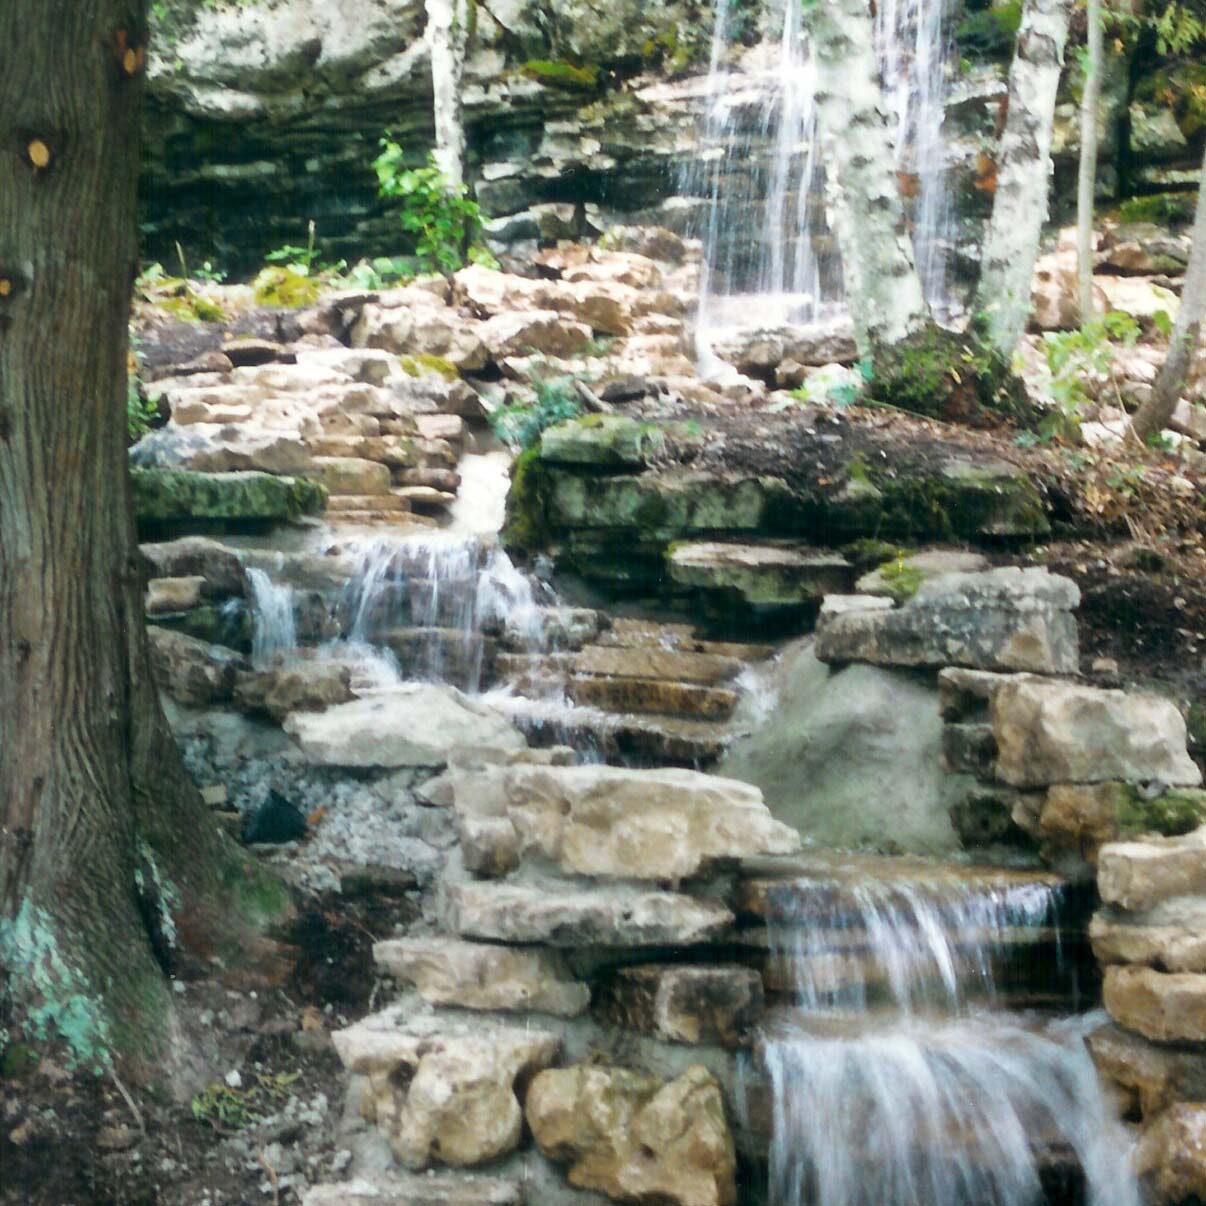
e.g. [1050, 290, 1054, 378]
[690, 0, 956, 358]
[757, 876, 1139, 1206]
[246, 566, 298, 667]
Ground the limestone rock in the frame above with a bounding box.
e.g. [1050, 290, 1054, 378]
[1088, 1022, 1206, 1118]
[856, 550, 990, 601]
[146, 575, 205, 614]
[669, 543, 854, 607]
[1137, 1104, 1206, 1205]
[311, 456, 392, 497]
[303, 1175, 522, 1206]
[148, 627, 245, 707]
[1093, 898, 1206, 974]
[131, 425, 314, 476]
[603, 964, 763, 1048]
[540, 415, 651, 468]
[478, 310, 592, 359]
[446, 882, 734, 948]
[131, 468, 326, 526]
[283, 686, 526, 768]
[234, 663, 355, 723]
[141, 535, 246, 597]
[1104, 965, 1206, 1043]
[373, 937, 589, 1017]
[526, 1064, 737, 1206]
[1099, 829, 1206, 912]
[992, 680, 1201, 789]
[333, 1011, 559, 1171]
[815, 568, 1080, 674]
[351, 302, 489, 373]
[450, 763, 800, 882]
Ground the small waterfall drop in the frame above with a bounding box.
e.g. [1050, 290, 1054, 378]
[246, 566, 298, 666]
[690, 0, 956, 353]
[757, 876, 1139, 1206]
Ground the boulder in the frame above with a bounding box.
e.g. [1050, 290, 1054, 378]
[1104, 965, 1206, 1043]
[1088, 1022, 1206, 1118]
[478, 311, 593, 359]
[130, 425, 313, 476]
[310, 456, 393, 496]
[526, 1064, 738, 1206]
[1098, 224, 1193, 276]
[450, 763, 800, 882]
[1093, 897, 1206, 974]
[373, 937, 589, 1017]
[540, 415, 652, 468]
[446, 882, 734, 948]
[303, 1176, 522, 1206]
[815, 568, 1080, 674]
[283, 686, 526, 768]
[148, 627, 244, 706]
[668, 543, 854, 607]
[333, 1011, 559, 1170]
[1099, 829, 1206, 912]
[131, 468, 326, 527]
[993, 681, 1201, 789]
[141, 535, 246, 597]
[1136, 1104, 1206, 1205]
[602, 965, 764, 1048]
[146, 575, 205, 614]
[721, 641, 961, 854]
[234, 662, 355, 723]
[351, 302, 489, 373]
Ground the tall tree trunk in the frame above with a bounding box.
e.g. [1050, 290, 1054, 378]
[807, 0, 932, 355]
[1077, 0, 1103, 322]
[1131, 147, 1206, 443]
[0, 0, 279, 1079]
[975, 0, 1074, 355]
[426, 0, 471, 186]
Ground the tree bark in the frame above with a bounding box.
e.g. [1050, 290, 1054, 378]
[975, 0, 1074, 355]
[0, 0, 275, 1078]
[807, 0, 932, 356]
[1131, 145, 1206, 443]
[426, 0, 472, 186]
[1077, 0, 1103, 323]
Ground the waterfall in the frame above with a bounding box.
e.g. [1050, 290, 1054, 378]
[758, 876, 1140, 1206]
[246, 567, 298, 666]
[691, 0, 955, 351]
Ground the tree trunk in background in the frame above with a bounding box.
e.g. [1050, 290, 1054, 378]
[0, 0, 273, 1078]
[427, 0, 472, 186]
[1077, 0, 1103, 323]
[1131, 146, 1206, 443]
[808, 0, 932, 356]
[975, 0, 1073, 355]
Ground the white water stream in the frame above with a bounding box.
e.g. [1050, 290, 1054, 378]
[758, 878, 1139, 1206]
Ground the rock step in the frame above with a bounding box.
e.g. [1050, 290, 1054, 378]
[377, 628, 495, 688]
[571, 643, 745, 686]
[394, 485, 458, 513]
[668, 541, 855, 607]
[304, 1175, 522, 1206]
[597, 617, 775, 662]
[327, 511, 441, 529]
[326, 493, 412, 513]
[569, 674, 738, 721]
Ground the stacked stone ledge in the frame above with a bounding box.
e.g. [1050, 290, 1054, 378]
[312, 752, 798, 1205]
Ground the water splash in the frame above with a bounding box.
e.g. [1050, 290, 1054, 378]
[758, 876, 1139, 1206]
[246, 567, 298, 666]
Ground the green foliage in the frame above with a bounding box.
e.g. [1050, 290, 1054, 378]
[788, 362, 871, 409]
[136, 262, 226, 323]
[1152, 2, 1206, 54]
[1119, 192, 1199, 226]
[1117, 786, 1206, 838]
[1034, 310, 1140, 443]
[874, 556, 925, 603]
[252, 266, 322, 308]
[490, 374, 584, 451]
[339, 256, 417, 290]
[128, 379, 161, 443]
[191, 1070, 300, 1131]
[374, 145, 487, 276]
[519, 60, 600, 91]
[955, 0, 1023, 59]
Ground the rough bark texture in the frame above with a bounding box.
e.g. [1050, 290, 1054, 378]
[1132, 145, 1206, 443]
[1077, 0, 1102, 322]
[807, 0, 932, 355]
[426, 0, 471, 186]
[974, 0, 1073, 354]
[0, 0, 268, 1076]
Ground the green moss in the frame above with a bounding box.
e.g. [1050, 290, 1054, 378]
[955, 0, 1022, 59]
[131, 468, 327, 528]
[843, 539, 912, 571]
[1117, 786, 1206, 839]
[876, 558, 925, 602]
[400, 354, 460, 381]
[1119, 193, 1198, 227]
[520, 60, 600, 91]
[252, 266, 322, 308]
[502, 447, 552, 555]
[866, 321, 1038, 429]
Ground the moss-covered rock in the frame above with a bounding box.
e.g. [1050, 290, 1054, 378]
[520, 60, 600, 91]
[539, 414, 655, 468]
[132, 468, 327, 530]
[1120, 192, 1199, 227]
[867, 322, 1038, 429]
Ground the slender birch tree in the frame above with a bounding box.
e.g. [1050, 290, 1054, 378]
[0, 0, 282, 1079]
[975, 0, 1075, 355]
[1077, 0, 1104, 323]
[426, 0, 473, 186]
[1131, 144, 1206, 443]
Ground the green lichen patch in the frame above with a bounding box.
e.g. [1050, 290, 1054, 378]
[866, 321, 1038, 430]
[1117, 786, 1206, 839]
[252, 266, 322, 308]
[520, 60, 600, 91]
[1119, 193, 1198, 227]
[131, 468, 327, 528]
[400, 353, 460, 381]
[503, 447, 553, 556]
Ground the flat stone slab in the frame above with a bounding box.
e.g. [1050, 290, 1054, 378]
[373, 937, 589, 1017]
[131, 468, 326, 526]
[446, 882, 734, 947]
[284, 685, 526, 768]
[815, 567, 1080, 674]
[572, 644, 744, 686]
[668, 542, 854, 606]
[1093, 897, 1206, 974]
[1088, 1021, 1206, 1117]
[856, 550, 990, 601]
[1104, 965, 1206, 1043]
[1099, 829, 1206, 912]
[304, 1176, 522, 1206]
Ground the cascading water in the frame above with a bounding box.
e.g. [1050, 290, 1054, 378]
[756, 876, 1139, 1206]
[690, 0, 956, 356]
[246, 566, 298, 667]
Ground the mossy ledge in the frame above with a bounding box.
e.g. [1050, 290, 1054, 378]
[520, 60, 601, 91]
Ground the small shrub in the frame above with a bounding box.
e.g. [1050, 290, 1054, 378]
[490, 375, 584, 452]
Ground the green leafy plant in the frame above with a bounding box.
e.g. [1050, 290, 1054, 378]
[135, 262, 226, 323]
[191, 1070, 300, 1131]
[489, 374, 584, 451]
[373, 144, 487, 276]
